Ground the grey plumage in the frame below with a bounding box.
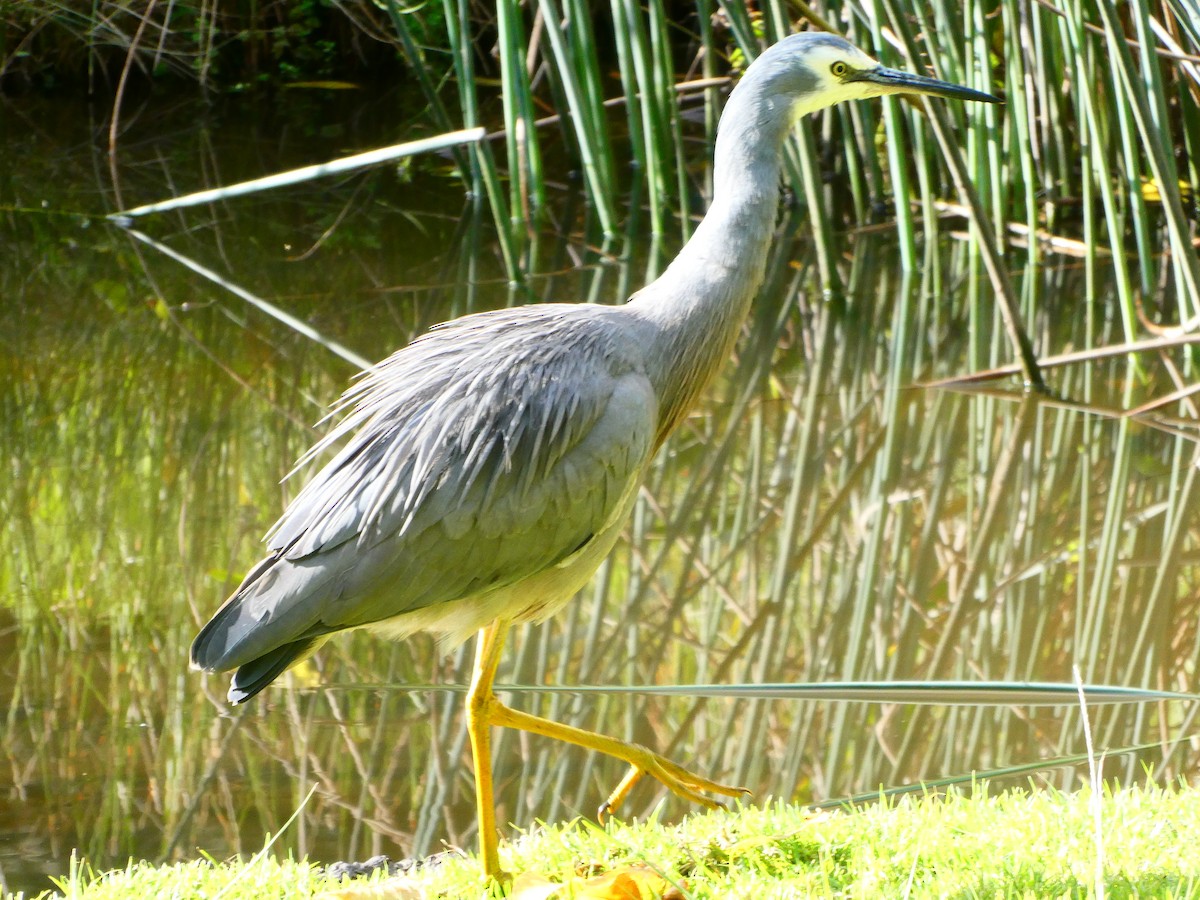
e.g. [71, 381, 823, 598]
[191, 32, 999, 711]
[192, 305, 659, 700]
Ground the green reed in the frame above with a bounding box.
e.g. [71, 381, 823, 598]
[367, 0, 1200, 344]
[12, 1, 1198, 335]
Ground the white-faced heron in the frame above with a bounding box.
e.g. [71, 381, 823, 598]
[191, 31, 999, 881]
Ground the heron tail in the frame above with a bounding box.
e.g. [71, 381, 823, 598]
[190, 554, 279, 673]
[190, 552, 338, 694]
[227, 637, 325, 704]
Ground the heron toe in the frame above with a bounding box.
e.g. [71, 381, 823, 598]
[599, 757, 749, 822]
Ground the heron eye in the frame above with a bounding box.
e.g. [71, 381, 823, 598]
[831, 61, 849, 77]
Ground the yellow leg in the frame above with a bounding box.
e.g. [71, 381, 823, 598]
[489, 699, 748, 817]
[466, 620, 510, 885]
[467, 619, 749, 883]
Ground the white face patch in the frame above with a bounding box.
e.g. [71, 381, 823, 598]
[789, 43, 885, 120]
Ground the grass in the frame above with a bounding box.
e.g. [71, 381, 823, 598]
[28, 782, 1200, 898]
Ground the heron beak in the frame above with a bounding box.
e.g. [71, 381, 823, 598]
[857, 66, 1002, 104]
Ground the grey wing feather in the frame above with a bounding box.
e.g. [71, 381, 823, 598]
[191, 305, 656, 675]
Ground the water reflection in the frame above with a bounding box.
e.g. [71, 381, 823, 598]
[2, 94, 1198, 897]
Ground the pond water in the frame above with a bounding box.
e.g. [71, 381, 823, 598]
[2, 87, 1198, 897]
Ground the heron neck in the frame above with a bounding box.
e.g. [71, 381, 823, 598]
[629, 79, 795, 443]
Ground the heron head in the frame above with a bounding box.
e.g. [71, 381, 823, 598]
[751, 33, 1001, 120]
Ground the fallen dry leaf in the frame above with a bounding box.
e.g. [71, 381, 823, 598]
[508, 866, 683, 900]
[573, 866, 683, 899]
[315, 875, 427, 899]
[509, 873, 564, 900]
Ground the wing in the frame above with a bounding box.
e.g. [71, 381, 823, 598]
[191, 305, 657, 679]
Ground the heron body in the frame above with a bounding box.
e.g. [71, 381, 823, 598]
[194, 304, 659, 698]
[191, 31, 998, 881]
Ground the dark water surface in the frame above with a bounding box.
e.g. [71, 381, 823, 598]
[3, 90, 1198, 896]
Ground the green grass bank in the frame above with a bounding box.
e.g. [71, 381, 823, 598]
[21, 783, 1200, 899]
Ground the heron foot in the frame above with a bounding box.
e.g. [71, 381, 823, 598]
[598, 757, 749, 822]
[484, 698, 750, 819]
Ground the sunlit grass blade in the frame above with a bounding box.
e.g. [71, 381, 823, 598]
[814, 737, 1186, 809]
[117, 227, 372, 369]
[108, 128, 487, 221]
[504, 681, 1196, 705]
